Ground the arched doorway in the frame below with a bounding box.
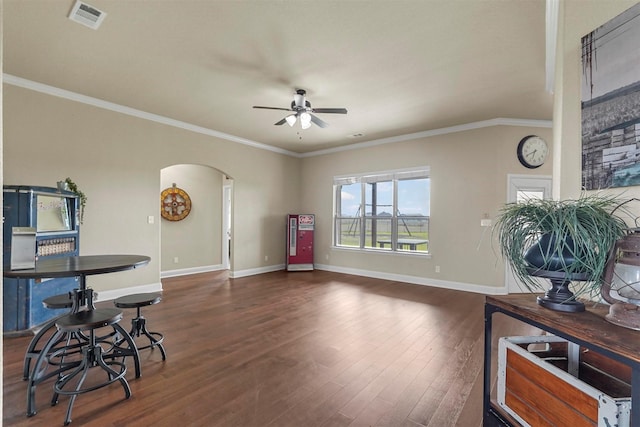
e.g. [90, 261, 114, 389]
[160, 164, 233, 277]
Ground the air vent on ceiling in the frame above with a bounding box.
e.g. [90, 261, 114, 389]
[68, 0, 107, 30]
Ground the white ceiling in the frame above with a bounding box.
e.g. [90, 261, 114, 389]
[3, 0, 554, 155]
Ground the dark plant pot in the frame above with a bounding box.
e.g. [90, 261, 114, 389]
[524, 233, 589, 313]
[524, 233, 585, 272]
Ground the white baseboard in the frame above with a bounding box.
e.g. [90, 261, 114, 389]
[154, 263, 509, 296]
[313, 263, 508, 295]
[161, 264, 225, 278]
[94, 282, 163, 302]
[230, 264, 285, 278]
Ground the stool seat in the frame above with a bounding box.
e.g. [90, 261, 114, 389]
[42, 294, 74, 310]
[113, 292, 162, 308]
[56, 308, 123, 331]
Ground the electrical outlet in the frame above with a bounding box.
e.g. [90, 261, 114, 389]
[173, 257, 179, 264]
[264, 255, 269, 261]
[481, 219, 492, 227]
[435, 265, 441, 273]
[148, 215, 155, 224]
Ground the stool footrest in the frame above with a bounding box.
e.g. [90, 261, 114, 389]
[135, 331, 164, 351]
[53, 359, 128, 395]
[50, 326, 132, 425]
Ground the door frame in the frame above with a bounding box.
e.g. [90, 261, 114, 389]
[222, 180, 233, 270]
[505, 174, 552, 293]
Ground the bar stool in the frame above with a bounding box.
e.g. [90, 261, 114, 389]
[26, 289, 141, 418]
[22, 293, 75, 380]
[49, 308, 131, 425]
[113, 293, 166, 360]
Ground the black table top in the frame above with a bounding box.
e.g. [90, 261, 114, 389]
[3, 254, 150, 279]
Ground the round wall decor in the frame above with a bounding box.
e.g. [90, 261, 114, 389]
[161, 184, 192, 221]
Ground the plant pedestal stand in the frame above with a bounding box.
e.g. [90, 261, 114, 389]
[527, 268, 590, 313]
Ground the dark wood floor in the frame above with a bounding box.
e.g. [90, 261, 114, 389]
[3, 270, 536, 426]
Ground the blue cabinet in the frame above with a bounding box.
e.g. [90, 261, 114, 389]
[3, 186, 80, 333]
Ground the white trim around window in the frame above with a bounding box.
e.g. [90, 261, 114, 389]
[333, 167, 430, 254]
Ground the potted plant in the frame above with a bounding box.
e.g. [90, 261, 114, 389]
[494, 194, 630, 311]
[62, 177, 87, 224]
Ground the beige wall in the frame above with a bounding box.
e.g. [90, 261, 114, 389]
[4, 1, 640, 295]
[3, 85, 301, 292]
[160, 164, 223, 272]
[301, 125, 553, 291]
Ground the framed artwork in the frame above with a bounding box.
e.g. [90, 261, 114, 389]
[581, 3, 640, 190]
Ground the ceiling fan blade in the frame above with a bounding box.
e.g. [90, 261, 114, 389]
[274, 117, 288, 126]
[311, 108, 348, 114]
[253, 106, 292, 112]
[310, 114, 329, 128]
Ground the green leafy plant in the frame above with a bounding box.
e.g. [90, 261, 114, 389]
[64, 177, 87, 224]
[494, 194, 630, 298]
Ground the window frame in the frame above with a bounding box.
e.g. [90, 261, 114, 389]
[333, 167, 430, 254]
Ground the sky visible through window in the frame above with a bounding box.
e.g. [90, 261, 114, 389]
[340, 179, 430, 216]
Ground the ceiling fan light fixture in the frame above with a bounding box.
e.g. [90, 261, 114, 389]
[253, 89, 347, 130]
[300, 112, 312, 129]
[285, 114, 297, 127]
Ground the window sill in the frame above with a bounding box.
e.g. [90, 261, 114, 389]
[331, 245, 432, 259]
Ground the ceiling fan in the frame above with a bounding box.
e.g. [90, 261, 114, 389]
[253, 89, 347, 129]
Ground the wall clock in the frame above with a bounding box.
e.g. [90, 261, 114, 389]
[161, 184, 192, 221]
[517, 135, 549, 169]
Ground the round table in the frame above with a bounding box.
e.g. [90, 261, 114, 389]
[4, 254, 151, 286]
[5, 254, 150, 308]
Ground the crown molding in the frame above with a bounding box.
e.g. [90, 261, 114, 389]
[4, 74, 552, 159]
[2, 73, 298, 157]
[300, 117, 552, 158]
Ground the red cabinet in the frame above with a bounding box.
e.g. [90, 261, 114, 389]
[286, 214, 314, 271]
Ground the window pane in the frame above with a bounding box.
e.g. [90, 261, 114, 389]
[397, 216, 429, 252]
[365, 218, 392, 249]
[516, 190, 544, 203]
[397, 178, 430, 252]
[397, 178, 429, 216]
[365, 181, 393, 216]
[335, 218, 360, 247]
[339, 183, 361, 216]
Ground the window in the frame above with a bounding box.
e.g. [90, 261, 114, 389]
[516, 190, 544, 203]
[334, 168, 430, 253]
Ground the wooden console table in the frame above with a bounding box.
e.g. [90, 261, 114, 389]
[483, 294, 640, 426]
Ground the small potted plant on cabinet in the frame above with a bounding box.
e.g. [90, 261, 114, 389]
[60, 177, 87, 224]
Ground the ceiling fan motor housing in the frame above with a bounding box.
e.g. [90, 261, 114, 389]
[293, 89, 307, 109]
[291, 100, 311, 111]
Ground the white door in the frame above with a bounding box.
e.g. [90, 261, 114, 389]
[222, 182, 232, 270]
[505, 174, 552, 293]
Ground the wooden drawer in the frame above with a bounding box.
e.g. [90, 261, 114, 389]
[497, 335, 631, 427]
